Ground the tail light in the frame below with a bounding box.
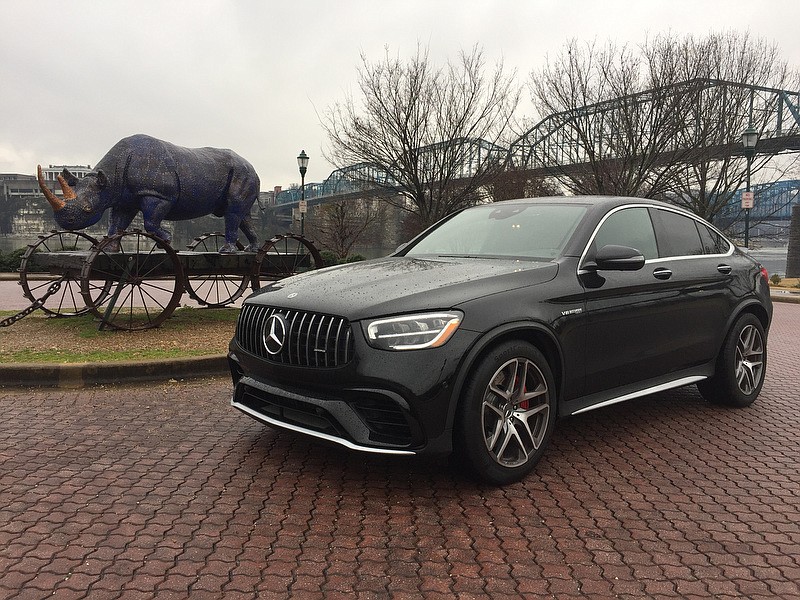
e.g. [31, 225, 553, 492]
[760, 266, 769, 283]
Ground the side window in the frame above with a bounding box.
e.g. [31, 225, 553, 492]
[696, 221, 731, 255]
[650, 209, 704, 257]
[593, 207, 659, 260]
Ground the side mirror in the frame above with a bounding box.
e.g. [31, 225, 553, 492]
[584, 245, 645, 272]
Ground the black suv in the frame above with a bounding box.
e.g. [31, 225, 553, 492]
[228, 197, 772, 484]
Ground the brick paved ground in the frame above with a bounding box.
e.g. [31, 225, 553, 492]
[1, 303, 799, 599]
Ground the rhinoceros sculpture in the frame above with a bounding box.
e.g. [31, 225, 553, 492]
[37, 134, 260, 253]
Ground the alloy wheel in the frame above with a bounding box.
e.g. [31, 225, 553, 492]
[735, 324, 764, 395]
[481, 357, 550, 467]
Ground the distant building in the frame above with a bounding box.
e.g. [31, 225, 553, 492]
[2, 166, 92, 197]
[0, 173, 39, 198]
[38, 165, 93, 183]
[1, 167, 92, 234]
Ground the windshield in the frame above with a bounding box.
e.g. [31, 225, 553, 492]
[405, 203, 587, 260]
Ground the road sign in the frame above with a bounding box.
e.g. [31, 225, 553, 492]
[299, 200, 308, 213]
[741, 191, 754, 209]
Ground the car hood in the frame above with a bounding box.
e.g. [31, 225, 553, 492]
[245, 256, 558, 321]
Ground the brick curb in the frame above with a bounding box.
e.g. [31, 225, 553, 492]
[771, 291, 800, 303]
[0, 355, 228, 389]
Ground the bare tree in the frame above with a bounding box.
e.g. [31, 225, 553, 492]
[486, 166, 562, 202]
[524, 38, 695, 198]
[306, 198, 385, 260]
[323, 44, 520, 234]
[525, 32, 800, 232]
[649, 32, 800, 224]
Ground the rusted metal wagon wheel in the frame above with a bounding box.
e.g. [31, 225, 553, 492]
[19, 230, 112, 317]
[184, 232, 249, 307]
[251, 234, 324, 290]
[80, 230, 184, 330]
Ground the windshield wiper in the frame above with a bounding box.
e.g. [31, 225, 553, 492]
[437, 254, 503, 260]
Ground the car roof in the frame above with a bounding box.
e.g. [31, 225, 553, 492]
[496, 195, 673, 210]
[483, 196, 704, 259]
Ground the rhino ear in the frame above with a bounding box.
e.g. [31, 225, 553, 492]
[61, 169, 79, 186]
[97, 170, 109, 188]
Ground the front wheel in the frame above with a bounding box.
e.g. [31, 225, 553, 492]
[697, 313, 766, 408]
[19, 230, 111, 317]
[455, 341, 557, 485]
[81, 230, 184, 330]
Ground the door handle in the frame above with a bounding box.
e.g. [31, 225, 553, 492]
[717, 264, 732, 275]
[653, 267, 672, 280]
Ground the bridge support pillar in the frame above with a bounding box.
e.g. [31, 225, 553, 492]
[787, 204, 800, 278]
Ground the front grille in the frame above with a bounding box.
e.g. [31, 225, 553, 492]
[236, 304, 354, 367]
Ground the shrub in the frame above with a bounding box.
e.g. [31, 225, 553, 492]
[319, 251, 339, 267]
[770, 273, 782, 285]
[318, 252, 367, 266]
[0, 248, 26, 272]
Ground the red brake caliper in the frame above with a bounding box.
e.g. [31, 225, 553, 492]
[516, 374, 529, 410]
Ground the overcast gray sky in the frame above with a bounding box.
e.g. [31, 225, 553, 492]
[2, 0, 799, 191]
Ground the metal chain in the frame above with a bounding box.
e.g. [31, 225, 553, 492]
[0, 277, 66, 328]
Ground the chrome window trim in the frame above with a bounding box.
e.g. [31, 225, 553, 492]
[577, 203, 734, 275]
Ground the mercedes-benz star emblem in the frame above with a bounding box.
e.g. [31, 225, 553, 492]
[263, 314, 288, 356]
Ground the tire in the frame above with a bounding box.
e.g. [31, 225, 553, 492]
[455, 341, 557, 485]
[697, 313, 766, 408]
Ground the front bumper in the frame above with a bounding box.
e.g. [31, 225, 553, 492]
[227, 329, 478, 456]
[231, 375, 418, 454]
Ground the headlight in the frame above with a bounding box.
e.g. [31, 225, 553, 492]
[363, 311, 463, 351]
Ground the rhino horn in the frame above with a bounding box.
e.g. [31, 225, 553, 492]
[57, 174, 77, 201]
[37, 165, 65, 211]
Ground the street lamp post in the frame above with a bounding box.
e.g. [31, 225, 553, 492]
[741, 126, 758, 249]
[297, 150, 309, 236]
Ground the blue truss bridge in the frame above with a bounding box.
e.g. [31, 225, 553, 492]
[274, 78, 800, 219]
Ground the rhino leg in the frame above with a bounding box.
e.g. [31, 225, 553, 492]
[221, 212, 246, 253]
[140, 196, 173, 245]
[239, 217, 259, 252]
[105, 208, 139, 251]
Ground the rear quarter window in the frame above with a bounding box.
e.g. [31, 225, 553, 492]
[696, 221, 732, 255]
[650, 209, 704, 257]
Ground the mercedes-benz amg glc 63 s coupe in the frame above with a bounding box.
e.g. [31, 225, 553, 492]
[228, 197, 772, 485]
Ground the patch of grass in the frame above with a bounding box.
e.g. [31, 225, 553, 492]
[36, 306, 240, 339]
[1, 306, 239, 363]
[771, 277, 800, 289]
[3, 347, 216, 363]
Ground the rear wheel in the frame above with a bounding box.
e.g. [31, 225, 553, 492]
[251, 234, 323, 289]
[697, 313, 766, 407]
[184, 233, 249, 307]
[455, 341, 557, 485]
